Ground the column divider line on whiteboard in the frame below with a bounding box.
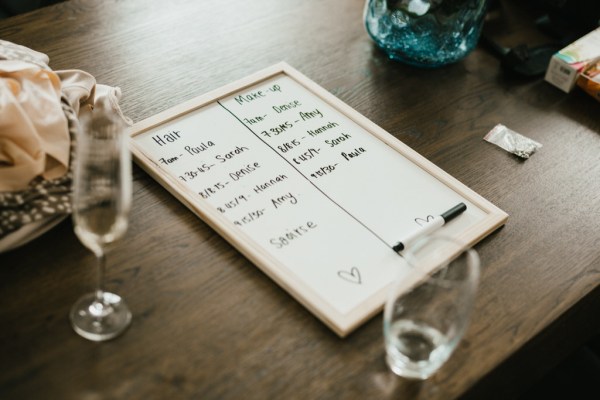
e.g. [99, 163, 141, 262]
[216, 99, 393, 251]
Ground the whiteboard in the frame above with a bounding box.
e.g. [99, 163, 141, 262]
[129, 62, 507, 337]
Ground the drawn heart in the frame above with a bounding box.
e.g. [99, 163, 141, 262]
[415, 215, 435, 226]
[337, 267, 362, 285]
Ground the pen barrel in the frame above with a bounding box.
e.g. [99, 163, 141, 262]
[396, 216, 445, 251]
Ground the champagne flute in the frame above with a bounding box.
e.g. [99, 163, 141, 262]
[69, 111, 132, 341]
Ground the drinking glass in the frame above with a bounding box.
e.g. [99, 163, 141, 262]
[364, 0, 489, 67]
[384, 235, 480, 379]
[69, 111, 132, 341]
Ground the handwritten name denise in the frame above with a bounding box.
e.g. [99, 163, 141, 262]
[273, 100, 302, 114]
[228, 162, 261, 181]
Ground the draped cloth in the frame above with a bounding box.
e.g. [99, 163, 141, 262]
[0, 40, 131, 251]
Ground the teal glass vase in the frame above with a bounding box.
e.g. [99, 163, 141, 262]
[364, 0, 489, 67]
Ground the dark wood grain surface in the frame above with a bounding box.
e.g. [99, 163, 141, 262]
[1, 0, 599, 399]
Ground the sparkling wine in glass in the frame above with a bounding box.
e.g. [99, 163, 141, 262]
[69, 111, 132, 341]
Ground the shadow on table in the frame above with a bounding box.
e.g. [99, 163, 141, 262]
[368, 352, 454, 400]
[518, 335, 600, 400]
[0, 0, 64, 19]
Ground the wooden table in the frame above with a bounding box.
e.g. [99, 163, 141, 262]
[1, 1, 599, 398]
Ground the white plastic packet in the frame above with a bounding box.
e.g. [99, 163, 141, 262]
[484, 124, 542, 159]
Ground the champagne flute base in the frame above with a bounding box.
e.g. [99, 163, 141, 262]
[70, 292, 131, 341]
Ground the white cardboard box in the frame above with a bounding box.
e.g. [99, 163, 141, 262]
[545, 27, 600, 93]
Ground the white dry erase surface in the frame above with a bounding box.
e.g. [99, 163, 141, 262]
[129, 62, 508, 337]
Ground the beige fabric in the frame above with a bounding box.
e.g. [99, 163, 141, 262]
[0, 40, 131, 248]
[0, 39, 50, 70]
[0, 45, 132, 193]
[0, 60, 70, 191]
[57, 69, 96, 116]
[57, 69, 132, 125]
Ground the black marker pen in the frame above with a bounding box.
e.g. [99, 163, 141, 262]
[393, 203, 467, 253]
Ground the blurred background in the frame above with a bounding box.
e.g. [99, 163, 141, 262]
[0, 0, 63, 19]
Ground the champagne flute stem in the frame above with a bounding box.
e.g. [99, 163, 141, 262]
[95, 251, 106, 305]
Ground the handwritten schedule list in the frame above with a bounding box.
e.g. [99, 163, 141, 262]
[134, 74, 486, 318]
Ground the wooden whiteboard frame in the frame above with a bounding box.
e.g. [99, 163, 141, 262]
[129, 62, 508, 337]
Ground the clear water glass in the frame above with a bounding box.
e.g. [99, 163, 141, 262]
[364, 0, 489, 67]
[384, 235, 480, 379]
[70, 111, 132, 341]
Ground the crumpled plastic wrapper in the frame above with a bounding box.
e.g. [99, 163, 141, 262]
[484, 124, 542, 159]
